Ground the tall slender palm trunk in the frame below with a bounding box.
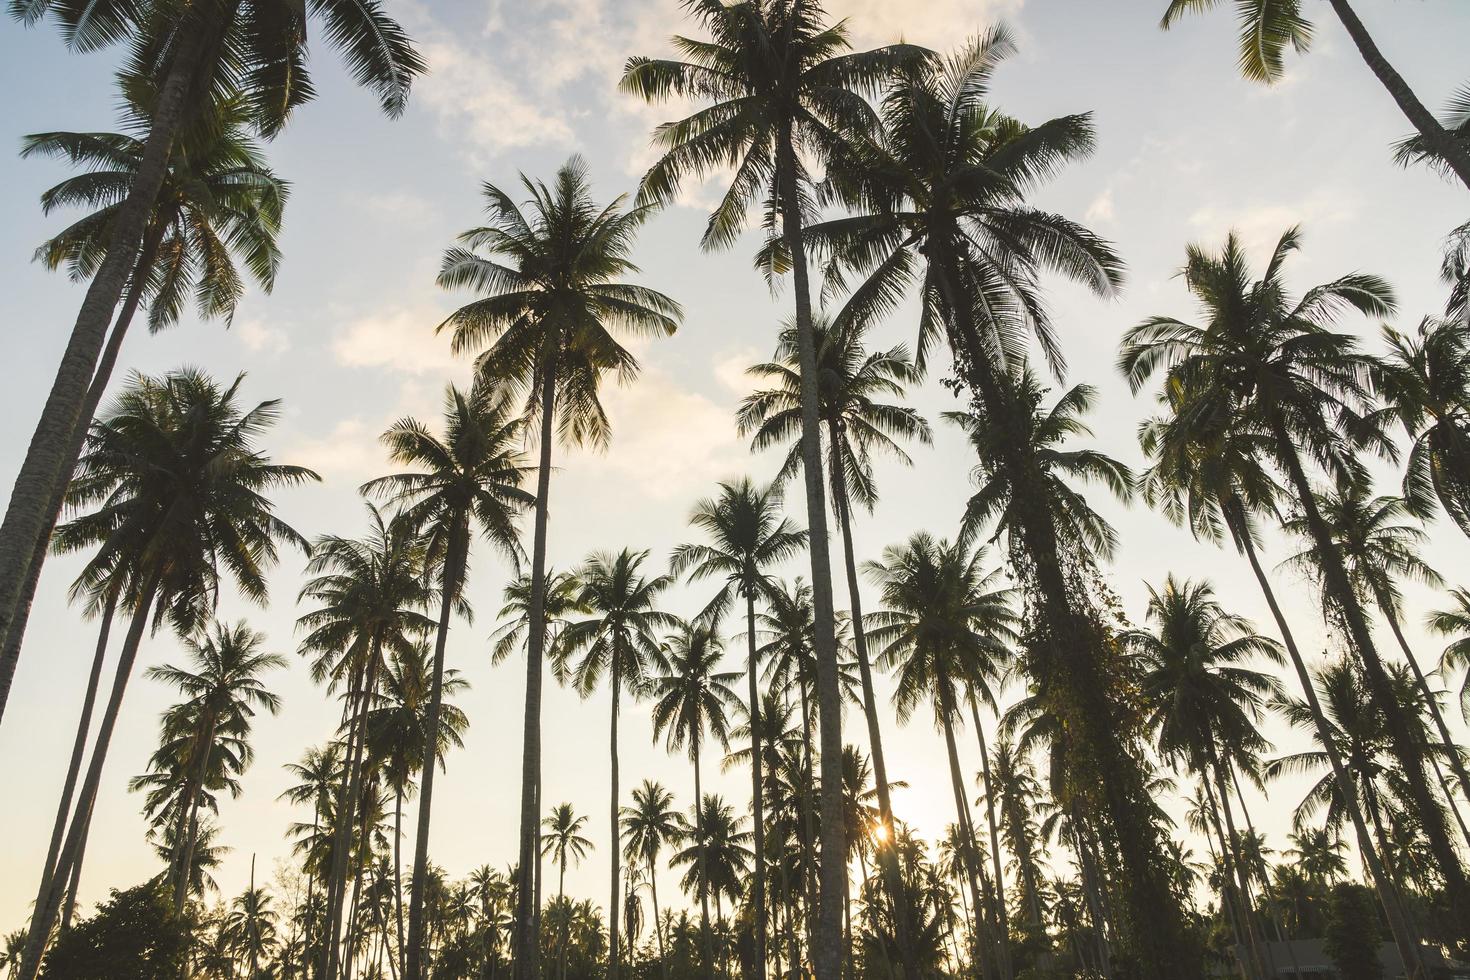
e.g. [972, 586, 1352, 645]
[966, 699, 1012, 980]
[1202, 747, 1268, 980]
[396, 789, 407, 978]
[827, 430, 920, 980]
[171, 710, 220, 911]
[324, 653, 381, 980]
[0, 31, 210, 702]
[1324, 0, 1470, 190]
[1225, 501, 1425, 973]
[1270, 422, 1470, 920]
[1226, 764, 1303, 980]
[608, 658, 624, 980]
[406, 532, 466, 980]
[774, 128, 845, 980]
[937, 692, 989, 980]
[743, 595, 767, 980]
[692, 729, 715, 979]
[649, 859, 668, 980]
[18, 573, 162, 980]
[514, 353, 561, 980]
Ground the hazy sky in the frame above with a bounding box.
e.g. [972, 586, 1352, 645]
[2, 0, 1468, 928]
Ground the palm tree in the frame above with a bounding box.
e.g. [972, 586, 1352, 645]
[982, 737, 1045, 933]
[0, 0, 422, 678]
[141, 620, 286, 909]
[812, 28, 1190, 970]
[18, 369, 313, 980]
[1283, 480, 1470, 825]
[225, 879, 278, 979]
[672, 794, 753, 971]
[279, 744, 342, 976]
[1120, 225, 1470, 916]
[621, 780, 684, 978]
[1429, 588, 1470, 727]
[738, 310, 931, 953]
[866, 532, 1019, 980]
[553, 549, 678, 980]
[623, 13, 929, 973]
[297, 502, 435, 978]
[540, 803, 593, 980]
[1158, 0, 1470, 189]
[671, 477, 806, 971]
[1124, 576, 1284, 978]
[1374, 316, 1470, 540]
[364, 377, 531, 980]
[437, 158, 680, 978]
[1133, 327, 1425, 966]
[0, 98, 288, 716]
[650, 623, 741, 978]
[1284, 829, 1349, 886]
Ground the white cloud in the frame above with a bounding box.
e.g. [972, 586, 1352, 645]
[331, 308, 466, 376]
[827, 0, 1025, 48]
[236, 318, 292, 355]
[1187, 187, 1360, 260]
[713, 346, 764, 396]
[1085, 188, 1115, 225]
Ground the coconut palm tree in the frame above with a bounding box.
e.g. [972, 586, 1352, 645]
[0, 0, 422, 678]
[540, 803, 593, 980]
[650, 623, 741, 978]
[671, 476, 806, 969]
[0, 98, 288, 714]
[1120, 225, 1470, 917]
[553, 549, 678, 980]
[738, 310, 931, 948]
[866, 532, 1019, 980]
[1158, 0, 1470, 189]
[1124, 576, 1284, 978]
[225, 879, 278, 979]
[1285, 829, 1349, 886]
[1374, 316, 1470, 540]
[1133, 337, 1425, 964]
[623, 13, 930, 972]
[297, 503, 435, 978]
[1283, 480, 1470, 824]
[622, 780, 684, 978]
[672, 795, 753, 972]
[139, 620, 286, 909]
[1429, 588, 1470, 726]
[278, 744, 342, 975]
[436, 158, 680, 976]
[982, 737, 1045, 933]
[364, 377, 531, 980]
[18, 369, 313, 980]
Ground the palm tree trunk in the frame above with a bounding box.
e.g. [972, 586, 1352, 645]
[650, 861, 668, 980]
[26, 588, 116, 955]
[966, 697, 1012, 980]
[1268, 419, 1470, 918]
[1226, 764, 1303, 978]
[17, 572, 161, 980]
[1226, 499, 1425, 973]
[173, 710, 219, 911]
[1324, 0, 1470, 190]
[826, 434, 919, 980]
[693, 728, 714, 980]
[1373, 586, 1470, 842]
[794, 677, 819, 962]
[557, 860, 569, 980]
[514, 350, 561, 980]
[396, 789, 407, 979]
[325, 654, 380, 980]
[775, 125, 845, 980]
[741, 593, 767, 980]
[59, 798, 93, 934]
[1070, 816, 1114, 978]
[609, 657, 623, 980]
[0, 30, 209, 699]
[938, 690, 988, 980]
[1202, 749, 1268, 980]
[0, 224, 165, 725]
[406, 532, 466, 980]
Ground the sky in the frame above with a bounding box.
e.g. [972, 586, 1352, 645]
[2, 0, 1469, 930]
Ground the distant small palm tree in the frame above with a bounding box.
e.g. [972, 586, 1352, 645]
[672, 794, 753, 965]
[621, 780, 684, 977]
[650, 624, 741, 977]
[1285, 829, 1349, 886]
[541, 803, 593, 980]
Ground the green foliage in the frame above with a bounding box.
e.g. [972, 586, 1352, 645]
[39, 882, 188, 980]
[1322, 883, 1384, 980]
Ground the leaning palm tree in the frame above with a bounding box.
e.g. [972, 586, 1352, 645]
[738, 310, 931, 947]
[541, 803, 593, 980]
[436, 157, 681, 976]
[1283, 480, 1470, 821]
[364, 377, 531, 980]
[671, 476, 806, 968]
[866, 532, 1020, 980]
[19, 369, 314, 980]
[1124, 576, 1283, 979]
[1373, 315, 1470, 540]
[0, 97, 288, 713]
[649, 623, 741, 979]
[553, 549, 678, 980]
[0, 0, 423, 681]
[622, 13, 929, 973]
[297, 503, 435, 978]
[1120, 225, 1470, 915]
[621, 780, 684, 978]
[142, 621, 286, 910]
[1158, 0, 1470, 189]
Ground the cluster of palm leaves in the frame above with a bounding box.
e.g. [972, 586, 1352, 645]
[4, 1, 1470, 980]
